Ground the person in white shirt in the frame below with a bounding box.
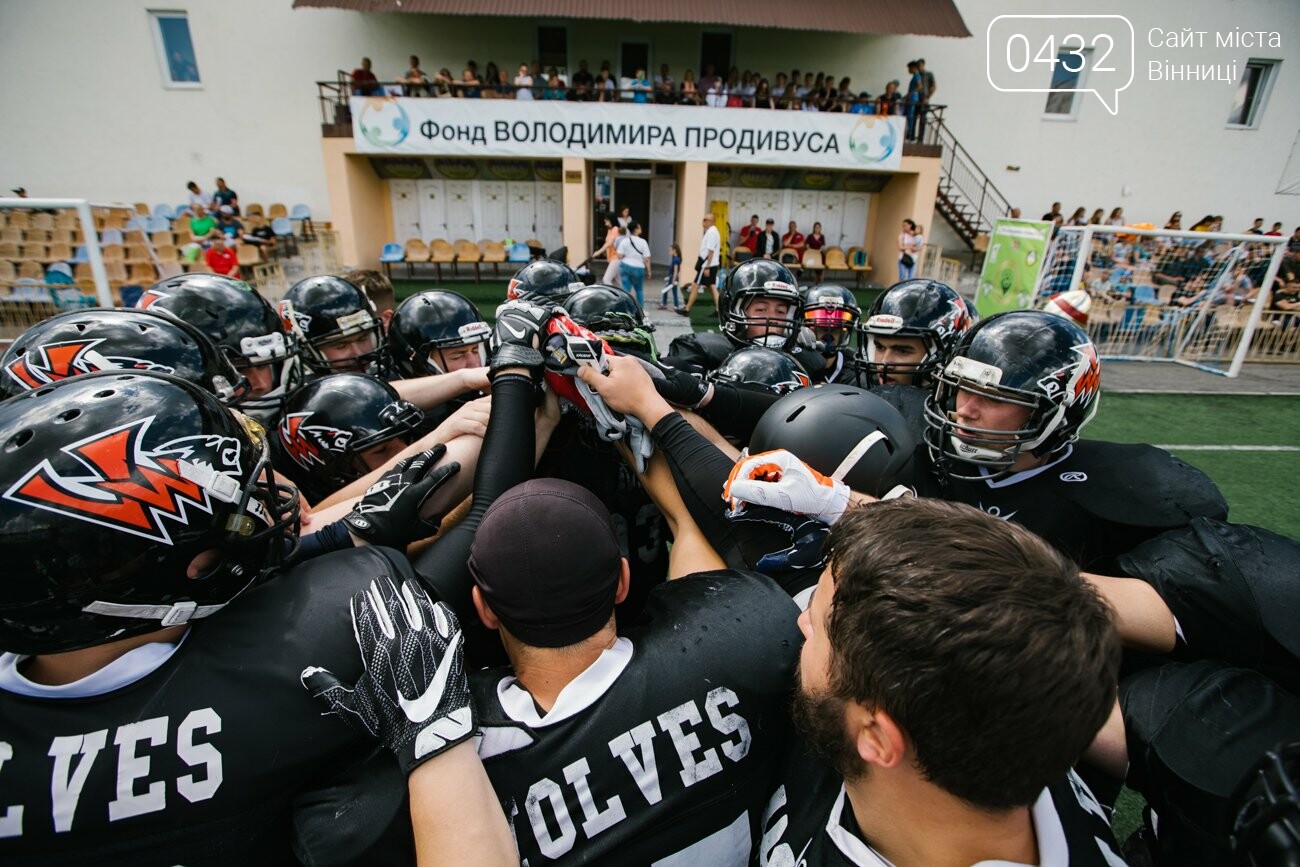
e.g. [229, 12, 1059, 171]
[514, 63, 534, 101]
[615, 221, 652, 307]
[676, 213, 721, 315]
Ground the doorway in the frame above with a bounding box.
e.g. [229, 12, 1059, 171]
[699, 32, 732, 80]
[620, 42, 649, 80]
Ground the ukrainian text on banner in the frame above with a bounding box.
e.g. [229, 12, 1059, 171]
[975, 219, 1054, 317]
[350, 97, 905, 171]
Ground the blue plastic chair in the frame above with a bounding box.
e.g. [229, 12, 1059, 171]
[10, 279, 46, 301]
[380, 242, 404, 279]
[290, 204, 315, 240]
[69, 245, 90, 265]
[153, 204, 175, 220]
[175, 204, 193, 219]
[100, 228, 124, 246]
[272, 217, 298, 256]
[507, 243, 531, 264]
[145, 215, 171, 233]
[125, 216, 145, 233]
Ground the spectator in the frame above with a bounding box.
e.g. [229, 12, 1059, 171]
[481, 62, 500, 98]
[779, 83, 800, 110]
[211, 177, 239, 215]
[738, 214, 761, 254]
[774, 72, 788, 95]
[617, 206, 632, 229]
[204, 235, 239, 276]
[189, 204, 219, 242]
[917, 57, 937, 138]
[739, 70, 758, 106]
[595, 67, 615, 101]
[492, 67, 512, 98]
[1043, 201, 1063, 222]
[1089, 208, 1105, 225]
[1166, 211, 1183, 230]
[904, 60, 921, 139]
[699, 63, 719, 96]
[754, 218, 781, 258]
[398, 55, 430, 96]
[542, 73, 565, 100]
[850, 91, 874, 113]
[705, 74, 727, 108]
[680, 68, 700, 105]
[806, 221, 826, 251]
[630, 68, 651, 104]
[593, 214, 622, 288]
[661, 242, 682, 309]
[1244, 218, 1265, 235]
[185, 180, 210, 211]
[872, 79, 897, 115]
[616, 221, 651, 307]
[216, 206, 241, 240]
[782, 220, 806, 255]
[530, 61, 544, 98]
[1108, 207, 1125, 226]
[1068, 206, 1087, 226]
[796, 71, 815, 107]
[898, 218, 920, 280]
[676, 212, 721, 315]
[350, 57, 382, 96]
[1265, 221, 1283, 237]
[430, 67, 455, 97]
[754, 78, 775, 109]
[457, 67, 481, 98]
[653, 63, 674, 103]
[724, 69, 742, 107]
[513, 63, 534, 100]
[571, 59, 594, 100]
[1190, 214, 1215, 231]
[1009, 207, 1022, 218]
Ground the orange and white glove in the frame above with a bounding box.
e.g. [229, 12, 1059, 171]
[723, 449, 852, 526]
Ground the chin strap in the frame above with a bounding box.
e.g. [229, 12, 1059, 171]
[82, 600, 226, 627]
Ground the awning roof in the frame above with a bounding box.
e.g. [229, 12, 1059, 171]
[292, 0, 971, 38]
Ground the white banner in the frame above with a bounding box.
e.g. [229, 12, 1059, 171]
[351, 97, 905, 171]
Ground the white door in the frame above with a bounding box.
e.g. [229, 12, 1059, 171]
[789, 190, 820, 238]
[476, 181, 509, 242]
[815, 191, 846, 249]
[506, 181, 536, 243]
[389, 180, 420, 244]
[442, 180, 476, 241]
[534, 183, 563, 251]
[648, 177, 676, 259]
[416, 179, 447, 242]
[728, 189, 762, 247]
[841, 192, 871, 251]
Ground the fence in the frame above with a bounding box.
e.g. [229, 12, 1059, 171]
[1040, 225, 1289, 376]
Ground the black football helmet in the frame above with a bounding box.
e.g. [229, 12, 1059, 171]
[1232, 741, 1300, 867]
[137, 273, 303, 418]
[861, 279, 974, 386]
[386, 290, 490, 378]
[563, 284, 657, 358]
[750, 385, 916, 496]
[924, 310, 1101, 480]
[506, 259, 585, 304]
[709, 347, 810, 396]
[0, 371, 299, 654]
[720, 259, 801, 351]
[801, 283, 861, 355]
[280, 275, 384, 375]
[273, 373, 423, 502]
[1, 307, 244, 402]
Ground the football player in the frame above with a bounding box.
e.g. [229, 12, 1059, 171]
[385, 290, 491, 380]
[799, 282, 866, 385]
[860, 279, 974, 389]
[281, 275, 386, 376]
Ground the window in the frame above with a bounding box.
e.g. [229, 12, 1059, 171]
[537, 26, 568, 75]
[149, 11, 200, 87]
[1043, 50, 1090, 118]
[1227, 59, 1279, 128]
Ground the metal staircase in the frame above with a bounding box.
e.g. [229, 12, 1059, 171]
[923, 113, 1012, 249]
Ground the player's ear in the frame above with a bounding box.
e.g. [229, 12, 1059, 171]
[614, 558, 631, 605]
[471, 585, 500, 630]
[849, 702, 907, 770]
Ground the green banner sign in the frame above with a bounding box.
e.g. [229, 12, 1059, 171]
[975, 220, 1054, 317]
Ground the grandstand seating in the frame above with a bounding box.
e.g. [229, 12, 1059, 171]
[479, 240, 507, 276]
[822, 246, 849, 278]
[453, 239, 482, 282]
[429, 239, 456, 280]
[403, 239, 431, 278]
[380, 242, 404, 279]
[801, 249, 824, 276]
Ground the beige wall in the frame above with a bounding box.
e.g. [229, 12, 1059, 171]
[320, 139, 388, 270]
[869, 156, 941, 281]
[560, 157, 590, 268]
[675, 162, 711, 284]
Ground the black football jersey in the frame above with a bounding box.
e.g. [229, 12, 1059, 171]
[756, 740, 1127, 866]
[471, 570, 801, 865]
[0, 546, 414, 866]
[917, 440, 1228, 574]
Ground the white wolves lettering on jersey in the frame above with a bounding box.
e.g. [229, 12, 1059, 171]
[0, 709, 222, 838]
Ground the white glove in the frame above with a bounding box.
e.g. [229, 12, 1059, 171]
[723, 449, 852, 525]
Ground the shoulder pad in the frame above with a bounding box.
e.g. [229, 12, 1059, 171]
[1050, 441, 1228, 528]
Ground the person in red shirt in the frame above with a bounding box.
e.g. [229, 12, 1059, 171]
[782, 220, 806, 254]
[205, 237, 239, 276]
[805, 221, 827, 251]
[351, 57, 383, 96]
[737, 214, 761, 254]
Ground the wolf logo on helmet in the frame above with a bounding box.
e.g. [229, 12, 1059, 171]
[278, 412, 354, 470]
[3, 417, 223, 545]
[4, 339, 175, 389]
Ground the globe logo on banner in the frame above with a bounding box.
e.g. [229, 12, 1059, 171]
[358, 98, 410, 148]
[847, 117, 898, 165]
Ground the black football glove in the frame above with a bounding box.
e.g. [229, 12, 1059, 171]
[488, 299, 552, 378]
[301, 578, 472, 776]
[341, 445, 460, 547]
[651, 363, 712, 409]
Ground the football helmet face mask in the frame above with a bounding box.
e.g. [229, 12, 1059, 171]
[721, 259, 801, 351]
[506, 259, 585, 304]
[709, 347, 811, 396]
[562, 284, 657, 357]
[386, 290, 490, 378]
[1, 308, 245, 402]
[923, 311, 1101, 480]
[861, 279, 973, 386]
[0, 371, 300, 655]
[280, 275, 385, 375]
[801, 283, 861, 355]
[137, 273, 303, 418]
[1232, 741, 1300, 867]
[274, 373, 423, 499]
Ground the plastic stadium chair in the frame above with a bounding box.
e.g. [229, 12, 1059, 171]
[268, 203, 288, 220]
[380, 242, 404, 280]
[403, 239, 430, 278]
[133, 202, 150, 216]
[272, 217, 297, 257]
[290, 204, 315, 240]
[153, 204, 176, 220]
[429, 239, 456, 281]
[507, 243, 531, 264]
[801, 249, 825, 275]
[823, 247, 849, 275]
[99, 228, 124, 246]
[453, 239, 482, 283]
[479, 240, 507, 276]
[11, 279, 47, 301]
[244, 203, 264, 217]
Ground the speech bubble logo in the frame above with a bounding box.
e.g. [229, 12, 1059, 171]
[986, 15, 1134, 116]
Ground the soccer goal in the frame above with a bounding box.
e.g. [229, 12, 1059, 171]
[1039, 225, 1289, 377]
